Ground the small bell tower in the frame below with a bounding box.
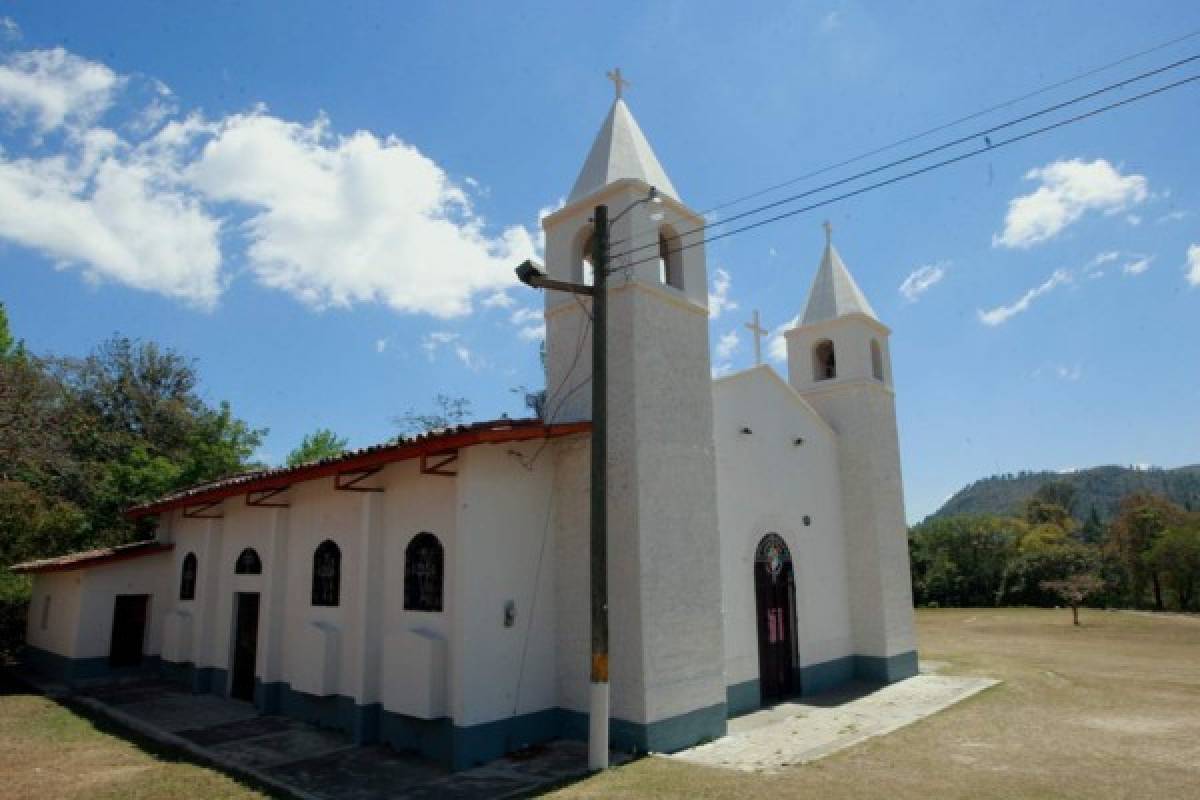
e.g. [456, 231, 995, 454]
[784, 224, 918, 681]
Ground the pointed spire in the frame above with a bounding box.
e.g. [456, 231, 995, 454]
[800, 224, 879, 325]
[567, 90, 679, 205]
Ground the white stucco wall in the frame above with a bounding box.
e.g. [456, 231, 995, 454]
[451, 440, 559, 727]
[25, 571, 84, 657]
[712, 366, 854, 687]
[72, 553, 172, 660]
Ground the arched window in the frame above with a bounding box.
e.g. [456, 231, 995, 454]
[870, 339, 884, 381]
[404, 533, 444, 612]
[813, 339, 837, 381]
[312, 540, 341, 607]
[235, 548, 262, 575]
[575, 227, 596, 286]
[180, 553, 197, 600]
[657, 226, 684, 289]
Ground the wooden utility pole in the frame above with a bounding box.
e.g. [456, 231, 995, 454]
[588, 203, 610, 771]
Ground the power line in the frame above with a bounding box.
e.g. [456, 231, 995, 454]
[611, 72, 1200, 275]
[609, 28, 1200, 251]
[608, 52, 1200, 264]
[609, 53, 1200, 266]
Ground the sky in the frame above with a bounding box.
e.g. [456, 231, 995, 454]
[0, 1, 1198, 522]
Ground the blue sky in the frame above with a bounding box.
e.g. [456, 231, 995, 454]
[1, 1, 1198, 522]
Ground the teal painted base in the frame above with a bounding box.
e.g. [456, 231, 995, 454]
[559, 702, 727, 756]
[726, 679, 761, 717]
[855, 650, 919, 683]
[23, 646, 162, 687]
[725, 650, 920, 719]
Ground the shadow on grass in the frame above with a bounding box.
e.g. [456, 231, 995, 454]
[0, 668, 290, 799]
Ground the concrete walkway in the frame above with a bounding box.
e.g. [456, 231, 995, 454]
[56, 679, 623, 799]
[671, 668, 998, 774]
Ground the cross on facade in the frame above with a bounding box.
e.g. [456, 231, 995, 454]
[606, 67, 630, 99]
[745, 309, 768, 366]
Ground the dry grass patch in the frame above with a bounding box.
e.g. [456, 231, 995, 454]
[545, 608, 1200, 799]
[0, 678, 272, 800]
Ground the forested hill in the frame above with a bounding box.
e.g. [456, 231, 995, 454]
[930, 465, 1200, 522]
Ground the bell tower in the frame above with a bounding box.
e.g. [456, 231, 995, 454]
[784, 224, 918, 681]
[543, 86, 727, 753]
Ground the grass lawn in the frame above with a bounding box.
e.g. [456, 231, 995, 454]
[0, 676, 272, 800]
[547, 608, 1200, 799]
[0, 609, 1196, 798]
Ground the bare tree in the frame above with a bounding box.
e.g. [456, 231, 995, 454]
[1040, 574, 1106, 626]
[395, 394, 472, 436]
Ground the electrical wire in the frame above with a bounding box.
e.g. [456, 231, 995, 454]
[608, 28, 1200, 251]
[607, 52, 1200, 264]
[611, 72, 1200, 275]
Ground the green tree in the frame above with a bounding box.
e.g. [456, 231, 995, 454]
[287, 429, 349, 466]
[1080, 505, 1106, 544]
[909, 515, 1020, 607]
[1146, 522, 1200, 610]
[0, 302, 13, 358]
[1106, 493, 1183, 609]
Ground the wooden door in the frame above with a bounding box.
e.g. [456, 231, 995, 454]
[754, 534, 797, 704]
[231, 593, 260, 702]
[109, 594, 149, 668]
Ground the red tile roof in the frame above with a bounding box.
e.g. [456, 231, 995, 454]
[11, 540, 174, 574]
[125, 418, 589, 519]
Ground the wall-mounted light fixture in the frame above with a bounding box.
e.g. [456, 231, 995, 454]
[802, 515, 812, 526]
[794, 437, 805, 446]
[740, 426, 753, 435]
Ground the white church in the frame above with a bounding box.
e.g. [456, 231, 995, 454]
[15, 90, 917, 771]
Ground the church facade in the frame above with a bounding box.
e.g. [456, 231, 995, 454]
[15, 94, 917, 771]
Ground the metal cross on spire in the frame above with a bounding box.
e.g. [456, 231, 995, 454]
[606, 67, 630, 99]
[745, 309, 768, 366]
[823, 220, 833, 246]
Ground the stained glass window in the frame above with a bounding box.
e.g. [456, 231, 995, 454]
[312, 540, 341, 606]
[235, 548, 262, 575]
[755, 533, 792, 583]
[404, 533, 443, 612]
[180, 553, 197, 600]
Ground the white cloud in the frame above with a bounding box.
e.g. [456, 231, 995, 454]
[0, 47, 122, 133]
[715, 329, 739, 361]
[1055, 364, 1082, 381]
[1157, 210, 1189, 224]
[511, 306, 545, 342]
[1186, 244, 1200, 288]
[482, 290, 515, 309]
[993, 159, 1148, 249]
[421, 330, 458, 361]
[977, 269, 1070, 326]
[1, 17, 19, 39]
[188, 111, 537, 318]
[1125, 213, 1142, 227]
[453, 343, 476, 368]
[0, 45, 541, 316]
[768, 314, 799, 363]
[0, 127, 223, 307]
[1122, 255, 1152, 276]
[374, 338, 388, 353]
[899, 262, 946, 302]
[708, 267, 737, 319]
